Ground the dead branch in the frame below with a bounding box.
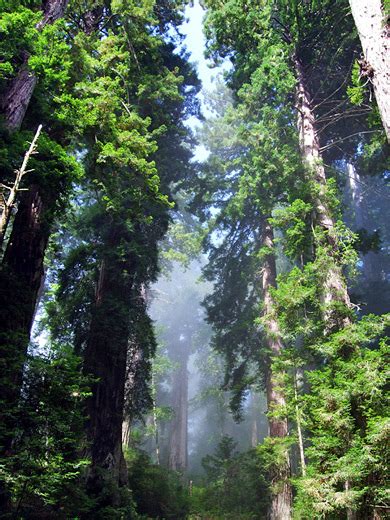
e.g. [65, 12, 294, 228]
[0, 124, 43, 251]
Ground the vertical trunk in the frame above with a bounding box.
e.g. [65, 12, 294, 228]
[0, 0, 69, 131]
[0, 184, 51, 511]
[261, 220, 292, 520]
[293, 369, 306, 476]
[250, 389, 259, 448]
[122, 339, 143, 431]
[168, 341, 188, 474]
[346, 162, 364, 230]
[0, 185, 50, 444]
[294, 56, 352, 332]
[345, 480, 357, 520]
[122, 418, 131, 448]
[152, 376, 160, 466]
[349, 0, 390, 142]
[345, 163, 376, 282]
[83, 242, 132, 498]
[295, 58, 357, 515]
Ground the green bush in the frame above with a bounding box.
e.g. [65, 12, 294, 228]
[189, 436, 269, 519]
[127, 449, 190, 519]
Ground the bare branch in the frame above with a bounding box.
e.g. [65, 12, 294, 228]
[0, 124, 43, 251]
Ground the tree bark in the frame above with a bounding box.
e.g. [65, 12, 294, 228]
[0, 184, 52, 511]
[293, 369, 306, 476]
[83, 241, 133, 498]
[349, 0, 390, 142]
[123, 338, 144, 430]
[295, 58, 359, 516]
[345, 162, 379, 284]
[261, 220, 292, 520]
[0, 184, 50, 438]
[150, 372, 161, 465]
[294, 55, 352, 332]
[346, 162, 365, 230]
[168, 338, 189, 474]
[0, 0, 69, 131]
[250, 389, 259, 448]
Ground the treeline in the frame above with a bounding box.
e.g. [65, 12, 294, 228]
[0, 0, 389, 519]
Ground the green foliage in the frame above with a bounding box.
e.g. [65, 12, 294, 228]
[0, 6, 40, 79]
[347, 60, 366, 106]
[270, 200, 313, 260]
[191, 436, 269, 519]
[0, 348, 92, 517]
[127, 447, 190, 519]
[294, 332, 389, 518]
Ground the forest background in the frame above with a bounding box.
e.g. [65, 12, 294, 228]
[0, 0, 389, 519]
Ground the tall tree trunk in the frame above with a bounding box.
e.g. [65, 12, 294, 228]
[250, 389, 259, 448]
[293, 369, 306, 476]
[0, 185, 51, 442]
[83, 240, 132, 499]
[151, 373, 160, 465]
[349, 0, 390, 142]
[295, 58, 358, 515]
[0, 184, 52, 511]
[122, 339, 144, 435]
[345, 162, 377, 282]
[168, 339, 189, 474]
[0, 0, 69, 131]
[294, 55, 352, 332]
[346, 162, 365, 230]
[261, 220, 292, 520]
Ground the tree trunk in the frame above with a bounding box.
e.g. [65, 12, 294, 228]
[295, 58, 358, 515]
[294, 55, 352, 332]
[293, 369, 306, 476]
[349, 0, 390, 142]
[0, 184, 52, 511]
[261, 220, 292, 520]
[168, 339, 189, 474]
[122, 418, 131, 448]
[122, 339, 144, 430]
[250, 390, 259, 448]
[151, 372, 160, 465]
[83, 243, 133, 499]
[0, 185, 50, 439]
[0, 0, 69, 131]
[346, 162, 365, 230]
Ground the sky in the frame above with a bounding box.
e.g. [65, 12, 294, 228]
[180, 0, 214, 91]
[179, 0, 230, 161]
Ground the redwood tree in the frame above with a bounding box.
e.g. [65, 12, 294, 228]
[349, 0, 390, 142]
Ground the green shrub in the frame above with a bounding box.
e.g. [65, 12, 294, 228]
[127, 449, 189, 519]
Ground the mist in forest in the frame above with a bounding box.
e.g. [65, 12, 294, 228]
[0, 0, 389, 518]
[140, 260, 268, 478]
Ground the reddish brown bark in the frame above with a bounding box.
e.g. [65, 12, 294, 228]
[0, 181, 52, 520]
[83, 242, 133, 497]
[0, 0, 69, 131]
[261, 220, 292, 520]
[168, 338, 189, 474]
[0, 185, 50, 422]
[250, 390, 259, 448]
[295, 56, 352, 332]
